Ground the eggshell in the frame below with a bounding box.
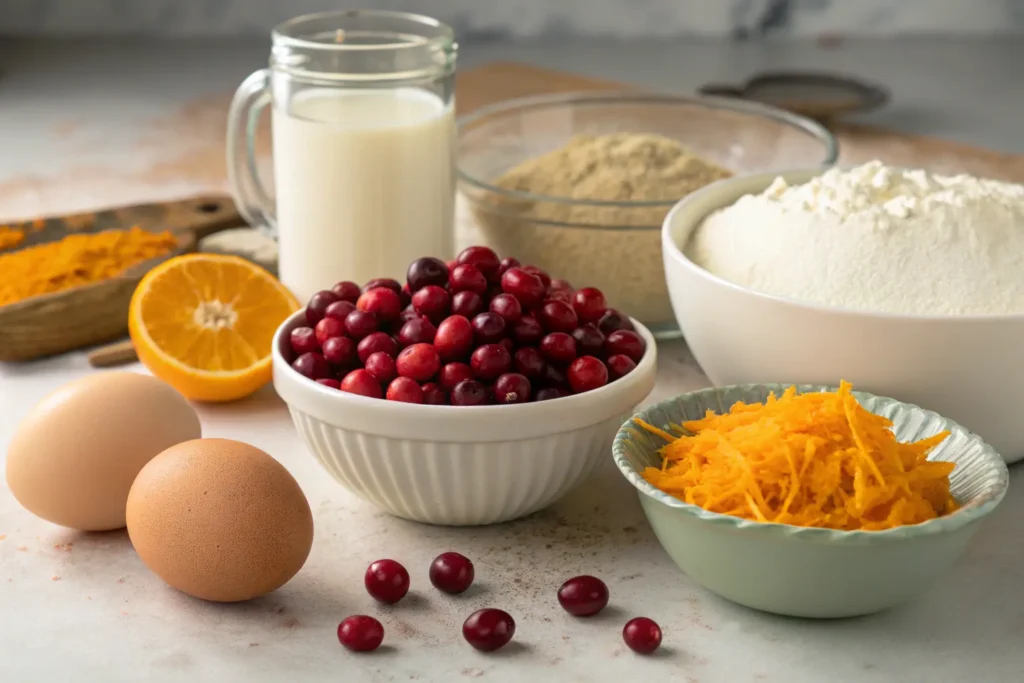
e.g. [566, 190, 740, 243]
[5, 372, 201, 531]
[126, 438, 314, 603]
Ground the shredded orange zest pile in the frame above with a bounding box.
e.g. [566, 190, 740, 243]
[638, 381, 959, 530]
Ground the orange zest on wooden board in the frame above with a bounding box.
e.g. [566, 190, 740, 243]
[636, 381, 959, 530]
[129, 253, 300, 403]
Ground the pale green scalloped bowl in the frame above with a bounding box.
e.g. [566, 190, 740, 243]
[613, 384, 1010, 618]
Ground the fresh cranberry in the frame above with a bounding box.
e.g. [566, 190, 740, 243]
[292, 352, 330, 380]
[314, 317, 345, 346]
[324, 300, 357, 325]
[400, 283, 412, 306]
[340, 369, 383, 398]
[357, 287, 403, 323]
[345, 310, 379, 340]
[316, 378, 340, 389]
[572, 324, 605, 357]
[407, 256, 449, 292]
[364, 352, 397, 383]
[470, 344, 511, 381]
[396, 343, 441, 382]
[606, 354, 637, 380]
[364, 559, 409, 604]
[545, 288, 573, 304]
[512, 316, 544, 346]
[499, 337, 516, 356]
[539, 300, 578, 333]
[623, 617, 662, 654]
[513, 347, 546, 379]
[434, 315, 474, 361]
[572, 287, 608, 323]
[542, 363, 569, 389]
[451, 290, 484, 318]
[605, 330, 645, 362]
[362, 278, 402, 295]
[457, 246, 501, 282]
[357, 331, 398, 364]
[398, 317, 437, 346]
[568, 356, 609, 393]
[290, 327, 320, 355]
[450, 264, 488, 295]
[422, 382, 448, 405]
[386, 377, 424, 403]
[549, 278, 574, 294]
[557, 575, 609, 617]
[471, 312, 506, 344]
[305, 290, 340, 325]
[489, 293, 522, 324]
[329, 281, 361, 303]
[535, 387, 570, 401]
[598, 309, 635, 334]
[430, 552, 475, 594]
[493, 373, 531, 404]
[451, 379, 489, 406]
[462, 609, 515, 652]
[540, 332, 577, 364]
[521, 265, 551, 289]
[501, 267, 546, 308]
[323, 336, 357, 368]
[446, 259, 459, 278]
[337, 615, 384, 652]
[439, 362, 474, 391]
[412, 285, 450, 322]
[399, 305, 422, 323]
[497, 256, 521, 276]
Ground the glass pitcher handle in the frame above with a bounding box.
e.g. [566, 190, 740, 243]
[226, 69, 276, 238]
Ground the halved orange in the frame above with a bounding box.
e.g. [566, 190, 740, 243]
[129, 253, 300, 402]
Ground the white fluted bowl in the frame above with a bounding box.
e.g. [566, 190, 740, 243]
[272, 311, 657, 526]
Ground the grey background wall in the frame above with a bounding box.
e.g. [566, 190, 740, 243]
[2, 0, 1022, 38]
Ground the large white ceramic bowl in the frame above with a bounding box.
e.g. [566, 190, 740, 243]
[662, 168, 1024, 463]
[272, 310, 657, 526]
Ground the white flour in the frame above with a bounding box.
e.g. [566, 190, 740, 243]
[685, 161, 1024, 316]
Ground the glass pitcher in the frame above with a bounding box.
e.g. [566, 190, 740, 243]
[227, 10, 458, 302]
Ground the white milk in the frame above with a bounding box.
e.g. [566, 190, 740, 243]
[272, 88, 455, 301]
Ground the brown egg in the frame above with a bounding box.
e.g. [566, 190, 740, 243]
[5, 372, 201, 531]
[126, 438, 313, 602]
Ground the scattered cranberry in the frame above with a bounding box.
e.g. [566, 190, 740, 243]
[513, 347, 546, 380]
[623, 617, 662, 654]
[387, 377, 424, 403]
[512, 316, 544, 346]
[451, 379, 489, 406]
[522, 265, 551, 289]
[314, 316, 345, 346]
[456, 246, 500, 283]
[411, 285, 450, 322]
[316, 378, 341, 389]
[462, 609, 515, 652]
[434, 315, 474, 361]
[607, 354, 637, 380]
[471, 312, 506, 344]
[364, 351, 397, 383]
[345, 310, 378, 340]
[364, 559, 410, 604]
[323, 336, 357, 368]
[598, 309, 634, 334]
[292, 352, 330, 380]
[545, 288, 573, 304]
[489, 293, 522, 324]
[396, 343, 441, 382]
[539, 300, 578, 333]
[493, 373, 531, 404]
[572, 324, 605, 356]
[451, 290, 484, 318]
[357, 331, 398, 364]
[470, 344, 511, 381]
[400, 305, 422, 323]
[497, 256, 521, 276]
[540, 332, 577, 364]
[398, 317, 437, 346]
[324, 300, 357, 324]
[501, 267, 546, 308]
[572, 287, 608, 323]
[305, 290, 340, 325]
[429, 552, 475, 594]
[542, 363, 569, 389]
[330, 280, 361, 303]
[337, 615, 385, 652]
[605, 329, 646, 363]
[290, 327, 320, 356]
[362, 278, 402, 295]
[549, 278, 573, 294]
[557, 575, 609, 617]
[535, 387, 570, 401]
[340, 369, 383, 398]
[450, 264, 488, 295]
[439, 362, 474, 391]
[407, 256, 449, 291]
[568, 356, 609, 393]
[357, 287, 403, 323]
[422, 382, 448, 405]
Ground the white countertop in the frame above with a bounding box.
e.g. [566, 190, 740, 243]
[1, 36, 1023, 683]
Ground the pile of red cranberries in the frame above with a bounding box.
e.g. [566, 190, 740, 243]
[336, 554, 661, 656]
[288, 246, 646, 405]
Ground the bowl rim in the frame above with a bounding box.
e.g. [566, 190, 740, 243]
[613, 383, 1010, 542]
[661, 166, 1024, 322]
[456, 90, 840, 212]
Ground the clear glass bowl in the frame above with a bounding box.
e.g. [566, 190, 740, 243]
[456, 91, 839, 338]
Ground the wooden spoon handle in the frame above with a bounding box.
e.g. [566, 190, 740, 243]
[87, 339, 138, 368]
